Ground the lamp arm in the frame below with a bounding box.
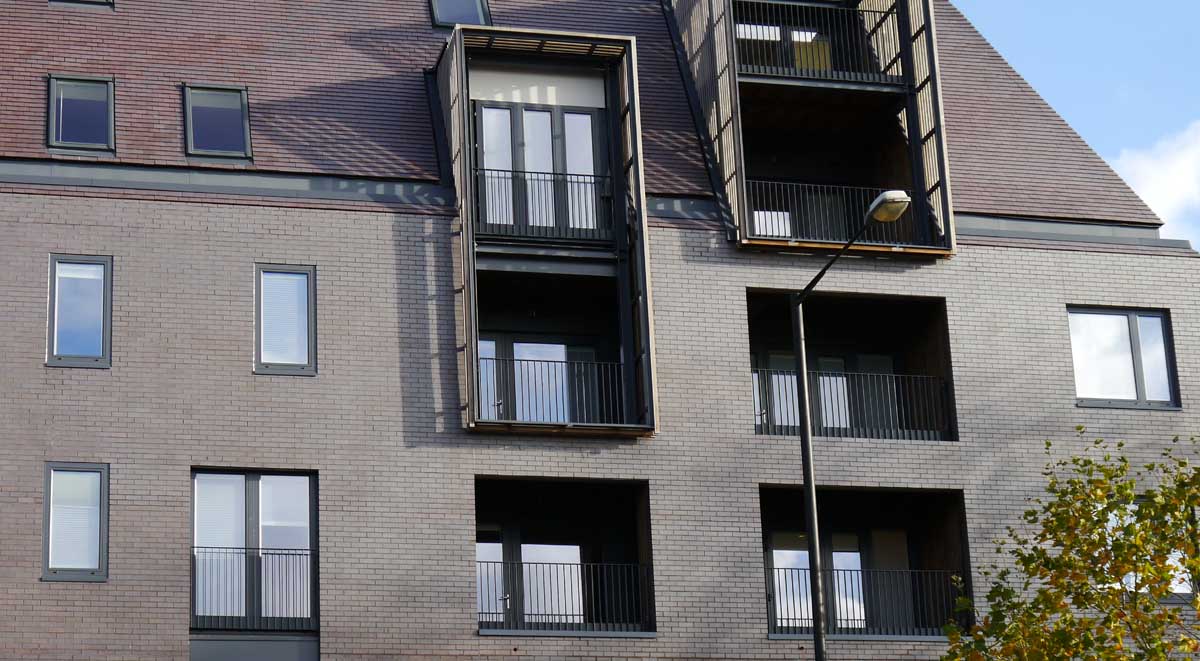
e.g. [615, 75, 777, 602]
[795, 216, 875, 304]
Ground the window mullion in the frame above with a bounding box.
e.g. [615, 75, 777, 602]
[1127, 312, 1148, 404]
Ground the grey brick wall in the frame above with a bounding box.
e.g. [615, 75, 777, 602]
[2, 190, 1197, 660]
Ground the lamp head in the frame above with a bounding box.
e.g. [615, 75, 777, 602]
[867, 190, 912, 223]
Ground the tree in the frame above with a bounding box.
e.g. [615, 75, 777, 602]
[943, 430, 1200, 660]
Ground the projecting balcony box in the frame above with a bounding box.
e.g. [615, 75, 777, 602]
[476, 478, 656, 637]
[669, 0, 954, 255]
[748, 292, 957, 442]
[435, 26, 656, 437]
[761, 487, 972, 639]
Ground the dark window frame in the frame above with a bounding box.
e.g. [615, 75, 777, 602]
[1067, 306, 1181, 410]
[42, 462, 110, 582]
[49, 0, 115, 6]
[254, 264, 317, 377]
[47, 75, 115, 151]
[429, 0, 491, 27]
[183, 83, 253, 158]
[47, 254, 113, 369]
[190, 468, 320, 630]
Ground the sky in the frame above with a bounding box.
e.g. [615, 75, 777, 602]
[951, 0, 1200, 244]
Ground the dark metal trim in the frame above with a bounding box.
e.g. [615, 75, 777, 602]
[42, 462, 110, 582]
[183, 84, 253, 159]
[254, 264, 318, 377]
[46, 253, 113, 369]
[478, 629, 657, 638]
[0, 158, 455, 207]
[47, 75, 116, 152]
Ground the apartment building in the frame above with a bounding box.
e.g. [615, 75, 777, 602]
[0, 0, 1193, 659]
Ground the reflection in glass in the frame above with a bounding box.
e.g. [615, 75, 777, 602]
[514, 342, 568, 423]
[476, 537, 505, 622]
[564, 112, 597, 229]
[831, 533, 865, 629]
[771, 532, 811, 629]
[194, 474, 246, 617]
[523, 110, 555, 228]
[433, 0, 488, 25]
[481, 107, 514, 225]
[521, 544, 583, 623]
[54, 262, 105, 357]
[478, 340, 499, 420]
[53, 80, 110, 147]
[1068, 312, 1137, 400]
[48, 470, 101, 569]
[260, 475, 311, 618]
[1137, 315, 1172, 402]
[190, 89, 247, 154]
[260, 271, 309, 365]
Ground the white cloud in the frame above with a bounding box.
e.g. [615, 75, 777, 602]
[1110, 120, 1200, 243]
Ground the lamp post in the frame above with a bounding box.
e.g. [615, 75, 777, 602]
[789, 190, 911, 661]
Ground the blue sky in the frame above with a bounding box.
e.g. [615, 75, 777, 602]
[952, 0, 1200, 243]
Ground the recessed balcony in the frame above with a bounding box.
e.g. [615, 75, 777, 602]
[733, 0, 907, 88]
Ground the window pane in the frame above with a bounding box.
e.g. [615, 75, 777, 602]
[54, 262, 105, 357]
[54, 80, 110, 147]
[190, 89, 247, 154]
[478, 339, 499, 420]
[481, 107, 513, 225]
[521, 544, 582, 624]
[831, 533, 865, 629]
[513, 342, 567, 423]
[434, 0, 487, 24]
[522, 109, 554, 228]
[1068, 312, 1137, 400]
[194, 474, 246, 618]
[260, 271, 310, 365]
[564, 113, 597, 230]
[476, 538, 505, 622]
[260, 475, 311, 618]
[48, 470, 101, 570]
[1137, 315, 1173, 402]
[771, 532, 810, 629]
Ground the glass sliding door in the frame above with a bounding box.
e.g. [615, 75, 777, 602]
[564, 112, 598, 230]
[513, 342, 569, 423]
[260, 475, 312, 619]
[481, 107, 514, 226]
[770, 531, 812, 631]
[521, 543, 584, 625]
[522, 109, 555, 228]
[193, 474, 247, 618]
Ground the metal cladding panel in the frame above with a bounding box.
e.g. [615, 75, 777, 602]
[436, 29, 478, 429]
[899, 0, 955, 247]
[670, 0, 744, 239]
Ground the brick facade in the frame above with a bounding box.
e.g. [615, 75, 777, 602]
[2, 190, 1196, 659]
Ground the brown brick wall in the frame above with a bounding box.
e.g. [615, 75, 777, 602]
[2, 189, 1198, 659]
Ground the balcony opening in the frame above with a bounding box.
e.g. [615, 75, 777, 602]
[476, 269, 626, 426]
[738, 83, 936, 247]
[475, 477, 655, 635]
[469, 63, 615, 244]
[733, 0, 906, 86]
[760, 486, 971, 638]
[748, 291, 955, 440]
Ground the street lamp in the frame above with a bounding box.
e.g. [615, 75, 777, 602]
[788, 190, 911, 661]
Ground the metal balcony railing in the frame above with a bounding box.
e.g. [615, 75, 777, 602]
[475, 168, 613, 242]
[769, 568, 967, 637]
[746, 181, 944, 248]
[753, 369, 952, 441]
[478, 357, 626, 426]
[477, 561, 654, 633]
[733, 0, 905, 85]
[191, 547, 317, 632]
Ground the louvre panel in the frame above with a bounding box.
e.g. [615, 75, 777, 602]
[669, 0, 743, 238]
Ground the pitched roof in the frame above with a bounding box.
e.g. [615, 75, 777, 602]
[935, 0, 1161, 225]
